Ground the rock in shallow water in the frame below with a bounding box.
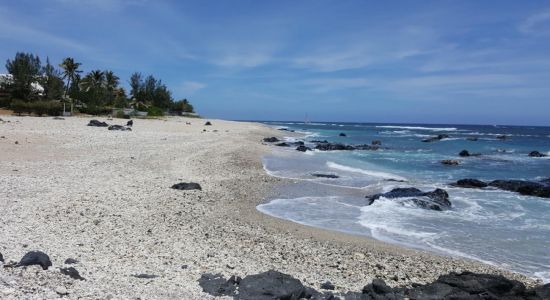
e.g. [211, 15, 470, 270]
[441, 159, 460, 165]
[312, 173, 339, 179]
[171, 182, 202, 190]
[529, 151, 547, 157]
[454, 178, 488, 188]
[18, 251, 52, 270]
[366, 187, 451, 211]
[296, 145, 311, 152]
[263, 137, 280, 143]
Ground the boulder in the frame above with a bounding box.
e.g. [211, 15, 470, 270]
[459, 150, 470, 157]
[204, 121, 212, 126]
[275, 142, 290, 147]
[60, 267, 85, 280]
[127, 120, 133, 127]
[18, 251, 52, 270]
[108, 125, 131, 131]
[441, 160, 459, 165]
[371, 140, 382, 146]
[367, 188, 451, 211]
[339, 133, 347, 137]
[467, 137, 478, 141]
[296, 145, 312, 152]
[320, 281, 335, 290]
[315, 142, 354, 151]
[312, 173, 339, 179]
[263, 137, 280, 143]
[198, 273, 239, 297]
[310, 140, 328, 143]
[529, 151, 547, 157]
[0, 251, 3, 262]
[64, 258, 78, 264]
[497, 135, 508, 140]
[87, 120, 108, 127]
[489, 180, 550, 198]
[171, 182, 202, 190]
[238, 270, 307, 300]
[354, 144, 379, 151]
[422, 134, 449, 142]
[454, 179, 488, 188]
[409, 272, 527, 299]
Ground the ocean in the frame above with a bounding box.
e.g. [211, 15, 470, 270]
[256, 121, 550, 283]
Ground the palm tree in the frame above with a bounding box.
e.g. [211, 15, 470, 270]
[104, 70, 119, 105]
[59, 57, 82, 114]
[79, 70, 106, 105]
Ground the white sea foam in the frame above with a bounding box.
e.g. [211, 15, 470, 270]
[327, 162, 407, 181]
[375, 125, 458, 131]
[534, 271, 550, 283]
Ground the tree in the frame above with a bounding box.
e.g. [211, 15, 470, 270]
[41, 57, 64, 100]
[5, 52, 43, 100]
[79, 70, 106, 106]
[172, 98, 194, 114]
[104, 70, 119, 105]
[129, 72, 142, 100]
[59, 57, 82, 95]
[59, 57, 82, 113]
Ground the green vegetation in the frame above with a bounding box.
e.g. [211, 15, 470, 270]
[1, 52, 197, 117]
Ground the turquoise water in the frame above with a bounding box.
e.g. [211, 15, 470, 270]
[257, 122, 550, 282]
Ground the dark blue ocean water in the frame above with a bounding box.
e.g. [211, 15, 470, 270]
[257, 121, 550, 282]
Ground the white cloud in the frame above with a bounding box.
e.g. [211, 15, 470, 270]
[519, 10, 550, 35]
[179, 81, 206, 94]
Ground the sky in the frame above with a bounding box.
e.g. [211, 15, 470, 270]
[1, 0, 550, 125]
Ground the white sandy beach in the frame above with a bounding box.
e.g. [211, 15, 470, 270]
[0, 116, 537, 299]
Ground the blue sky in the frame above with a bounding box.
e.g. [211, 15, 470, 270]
[1, 0, 550, 125]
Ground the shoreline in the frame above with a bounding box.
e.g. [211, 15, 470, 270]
[0, 116, 539, 299]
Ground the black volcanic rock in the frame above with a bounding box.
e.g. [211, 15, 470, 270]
[171, 182, 202, 190]
[320, 281, 335, 290]
[312, 173, 339, 179]
[454, 179, 488, 188]
[367, 187, 451, 211]
[197, 270, 550, 300]
[108, 124, 131, 131]
[339, 133, 346, 137]
[64, 258, 78, 264]
[315, 142, 353, 151]
[18, 251, 52, 270]
[127, 120, 133, 126]
[238, 270, 307, 300]
[87, 120, 108, 127]
[422, 134, 449, 142]
[459, 150, 470, 157]
[0, 251, 3, 262]
[132, 273, 159, 279]
[275, 142, 290, 147]
[371, 140, 382, 146]
[204, 121, 212, 126]
[489, 179, 550, 198]
[60, 267, 86, 280]
[263, 137, 280, 143]
[529, 151, 547, 157]
[441, 159, 460, 165]
[497, 135, 508, 140]
[467, 137, 478, 141]
[198, 273, 240, 297]
[296, 145, 311, 152]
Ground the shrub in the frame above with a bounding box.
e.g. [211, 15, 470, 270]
[11, 99, 30, 115]
[81, 105, 111, 116]
[147, 106, 164, 116]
